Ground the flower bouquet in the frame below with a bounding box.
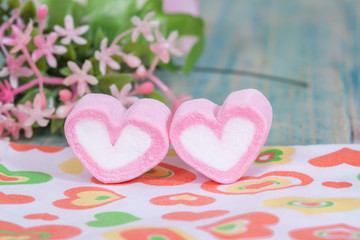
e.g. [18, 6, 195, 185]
[0, 0, 204, 140]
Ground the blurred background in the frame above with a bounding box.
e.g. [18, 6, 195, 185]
[12, 0, 359, 146]
[160, 0, 360, 146]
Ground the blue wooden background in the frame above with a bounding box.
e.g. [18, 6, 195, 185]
[24, 0, 360, 146]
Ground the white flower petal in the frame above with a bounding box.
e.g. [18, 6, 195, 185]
[0, 67, 9, 77]
[46, 54, 57, 68]
[54, 25, 67, 35]
[76, 25, 89, 35]
[63, 74, 78, 86]
[53, 45, 67, 55]
[82, 60, 92, 72]
[73, 36, 87, 45]
[86, 75, 98, 85]
[64, 15, 74, 30]
[60, 36, 71, 45]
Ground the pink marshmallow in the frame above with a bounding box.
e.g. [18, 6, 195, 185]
[65, 94, 172, 183]
[170, 89, 272, 184]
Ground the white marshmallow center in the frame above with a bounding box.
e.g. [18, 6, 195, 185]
[180, 118, 255, 171]
[75, 120, 151, 170]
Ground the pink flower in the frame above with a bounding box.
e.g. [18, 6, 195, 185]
[0, 55, 33, 88]
[131, 12, 159, 42]
[175, 35, 198, 54]
[54, 15, 89, 45]
[95, 38, 120, 75]
[136, 82, 154, 94]
[11, 108, 33, 138]
[0, 102, 14, 115]
[37, 5, 48, 20]
[63, 60, 98, 96]
[2, 20, 33, 53]
[150, 30, 183, 63]
[162, 0, 200, 17]
[110, 83, 139, 107]
[0, 116, 21, 139]
[56, 101, 75, 119]
[0, 80, 14, 103]
[134, 65, 147, 79]
[122, 54, 141, 68]
[32, 33, 67, 68]
[17, 93, 55, 127]
[0, 103, 23, 139]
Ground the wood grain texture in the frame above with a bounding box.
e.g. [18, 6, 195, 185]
[19, 0, 360, 146]
[164, 0, 359, 145]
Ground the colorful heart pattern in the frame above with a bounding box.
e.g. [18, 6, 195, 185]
[162, 210, 229, 222]
[92, 162, 196, 186]
[201, 171, 313, 195]
[103, 226, 195, 240]
[254, 146, 295, 165]
[289, 224, 360, 240]
[198, 212, 279, 240]
[263, 197, 360, 214]
[0, 164, 52, 185]
[0, 220, 81, 239]
[53, 187, 125, 210]
[309, 147, 360, 167]
[150, 192, 215, 206]
[87, 212, 140, 227]
[3, 138, 360, 239]
[0, 191, 34, 204]
[9, 142, 65, 153]
[24, 213, 59, 221]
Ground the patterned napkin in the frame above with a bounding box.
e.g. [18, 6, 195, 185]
[0, 141, 359, 239]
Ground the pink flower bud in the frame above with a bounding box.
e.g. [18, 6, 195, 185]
[35, 92, 47, 109]
[59, 89, 72, 102]
[37, 5, 48, 20]
[134, 65, 147, 79]
[56, 104, 72, 118]
[136, 82, 154, 95]
[123, 54, 141, 68]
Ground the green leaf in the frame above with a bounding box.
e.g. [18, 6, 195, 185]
[183, 36, 205, 73]
[7, 0, 20, 9]
[60, 66, 72, 76]
[94, 27, 106, 49]
[50, 118, 65, 134]
[20, 0, 36, 23]
[63, 44, 77, 61]
[144, 89, 166, 103]
[84, 0, 136, 41]
[140, 0, 163, 15]
[97, 74, 132, 95]
[43, 0, 75, 28]
[35, 56, 47, 72]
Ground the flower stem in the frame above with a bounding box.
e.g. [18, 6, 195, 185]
[12, 77, 64, 95]
[21, 46, 44, 93]
[148, 55, 159, 74]
[110, 28, 134, 47]
[12, 79, 39, 95]
[147, 73, 177, 103]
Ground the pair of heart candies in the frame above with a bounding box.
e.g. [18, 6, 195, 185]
[65, 88, 272, 184]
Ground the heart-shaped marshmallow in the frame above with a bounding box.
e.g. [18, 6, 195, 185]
[170, 89, 272, 184]
[65, 94, 171, 183]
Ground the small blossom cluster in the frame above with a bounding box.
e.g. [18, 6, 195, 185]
[0, 2, 198, 140]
